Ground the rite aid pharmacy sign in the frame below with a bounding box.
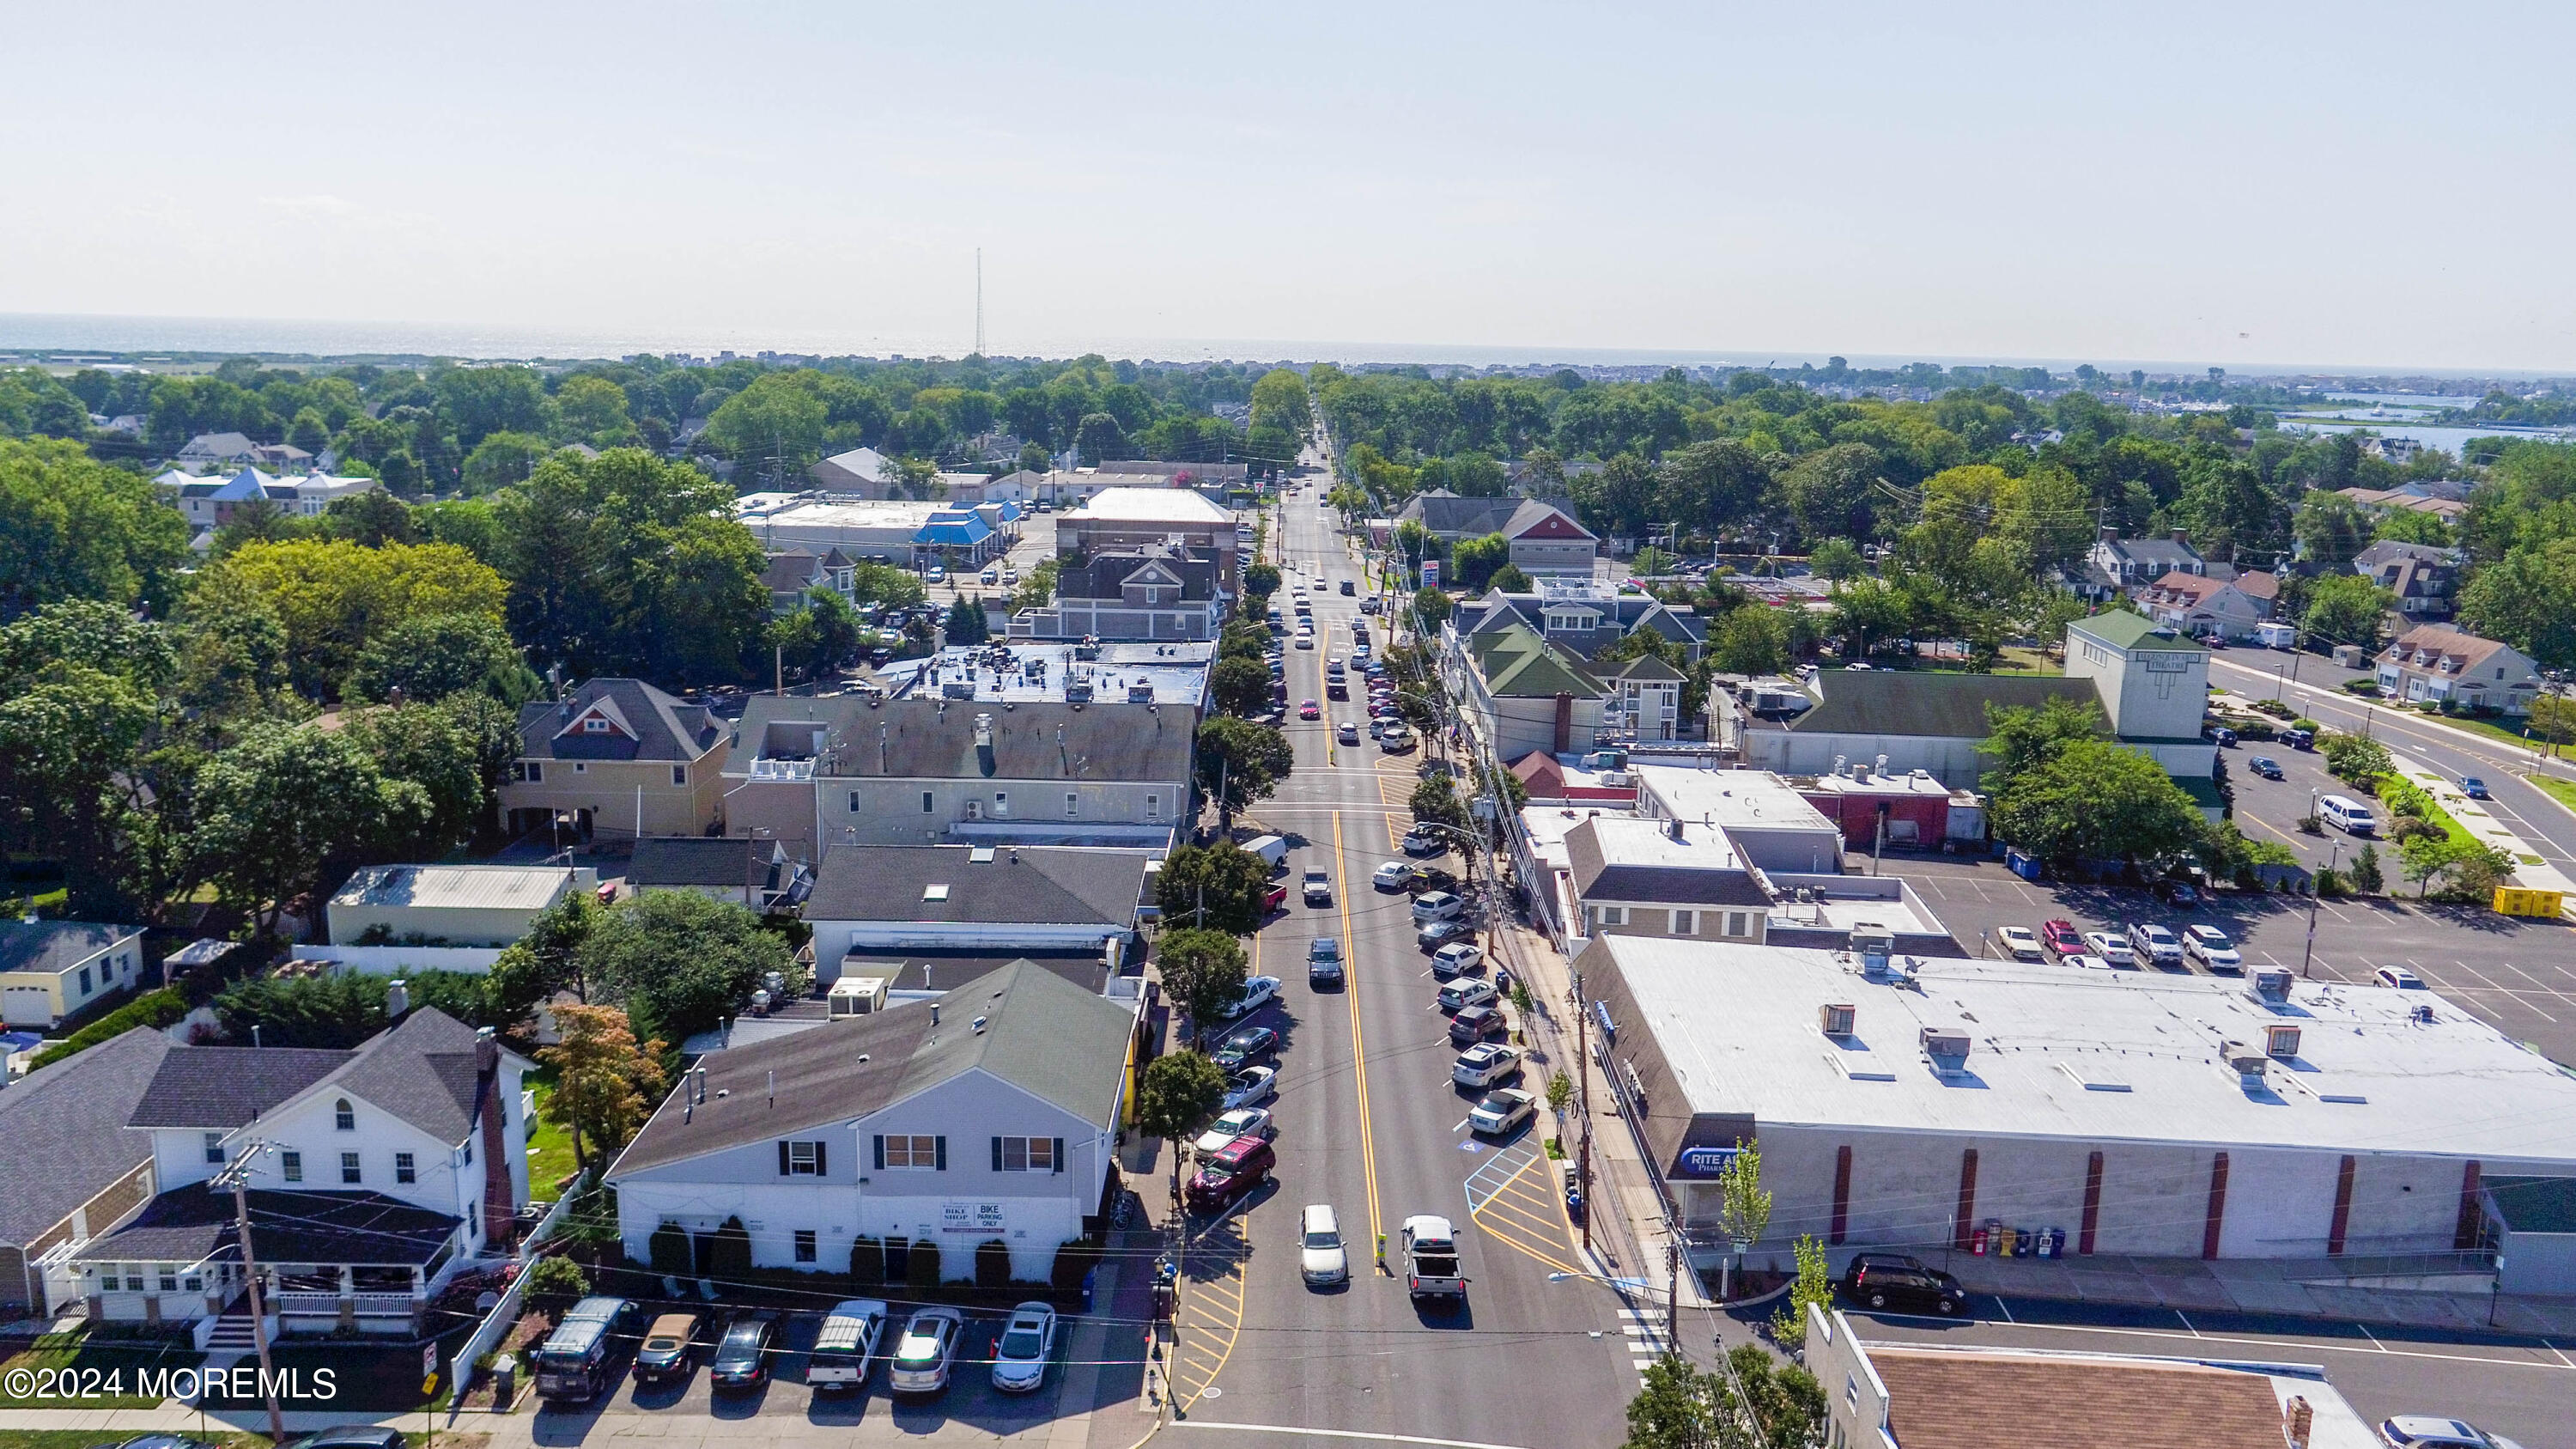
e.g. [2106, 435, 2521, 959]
[1675, 1146, 1742, 1177]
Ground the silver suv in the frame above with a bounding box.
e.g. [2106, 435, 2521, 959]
[2126, 921, 2184, 967]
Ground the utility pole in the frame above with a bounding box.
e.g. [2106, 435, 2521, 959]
[1573, 968, 1591, 1252]
[2300, 838, 2342, 978]
[1665, 1236, 1680, 1354]
[216, 1143, 287, 1445]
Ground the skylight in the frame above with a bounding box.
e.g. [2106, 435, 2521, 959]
[923, 884, 951, 902]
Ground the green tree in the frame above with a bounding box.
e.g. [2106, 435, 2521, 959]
[1450, 533, 1512, 592]
[800, 588, 864, 674]
[945, 594, 990, 645]
[2293, 490, 2372, 569]
[2398, 833, 2466, 898]
[1779, 442, 1880, 544]
[2317, 730, 2392, 788]
[1489, 563, 1533, 594]
[1153, 840, 1273, 936]
[2301, 574, 2393, 653]
[434, 366, 556, 452]
[1713, 1137, 1771, 1298]
[1211, 657, 1271, 718]
[194, 721, 428, 936]
[1979, 697, 2105, 788]
[1133, 1050, 1228, 1209]
[1409, 775, 1468, 831]
[0, 631, 165, 916]
[1156, 928, 1250, 1042]
[487, 892, 601, 1026]
[702, 373, 829, 484]
[461, 430, 554, 495]
[847, 561, 928, 609]
[1988, 738, 2205, 868]
[1243, 562, 1281, 600]
[1194, 715, 1294, 826]
[347, 611, 535, 703]
[1622, 1355, 1741, 1449]
[1705, 606, 1792, 676]
[579, 890, 793, 1048]
[1770, 1234, 1833, 1352]
[0, 436, 191, 614]
[1808, 537, 1865, 583]
[1728, 1343, 1827, 1449]
[318, 490, 418, 549]
[1824, 576, 1915, 661]
[554, 374, 634, 445]
[2457, 538, 2576, 669]
[199, 538, 508, 698]
[1410, 587, 1453, 628]
[2348, 842, 2385, 894]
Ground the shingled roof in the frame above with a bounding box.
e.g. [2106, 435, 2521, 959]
[126, 1008, 507, 1146]
[516, 679, 726, 763]
[1779, 671, 2104, 740]
[803, 844, 1148, 929]
[0, 1026, 167, 1245]
[609, 960, 1134, 1176]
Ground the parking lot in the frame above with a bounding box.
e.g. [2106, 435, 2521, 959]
[1885, 855, 2576, 1063]
[526, 1296, 1082, 1439]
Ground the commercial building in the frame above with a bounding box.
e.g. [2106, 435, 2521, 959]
[1449, 583, 1706, 665]
[738, 496, 1005, 568]
[799, 844, 1148, 984]
[1394, 493, 1599, 577]
[2377, 624, 2544, 715]
[0, 921, 147, 1028]
[1631, 765, 1845, 874]
[606, 960, 1138, 1284]
[154, 466, 381, 544]
[2136, 569, 2278, 642]
[1053, 487, 1238, 575]
[1563, 817, 1771, 947]
[1446, 624, 1607, 760]
[1577, 937, 2576, 1288]
[1008, 545, 1226, 642]
[500, 679, 733, 840]
[1789, 764, 1989, 851]
[327, 864, 597, 947]
[1810, 1306, 2379, 1449]
[723, 678, 1199, 857]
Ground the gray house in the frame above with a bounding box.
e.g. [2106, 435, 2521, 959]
[606, 961, 1137, 1283]
[0, 1027, 170, 1316]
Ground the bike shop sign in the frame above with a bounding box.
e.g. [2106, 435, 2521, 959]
[942, 1201, 1007, 1234]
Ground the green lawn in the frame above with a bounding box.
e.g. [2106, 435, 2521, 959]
[0, 1330, 203, 1410]
[2527, 773, 2576, 818]
[2409, 709, 2576, 758]
[0, 1436, 270, 1449]
[522, 1068, 578, 1198]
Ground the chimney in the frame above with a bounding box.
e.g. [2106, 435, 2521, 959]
[1554, 692, 1574, 753]
[2282, 1397, 2313, 1449]
[385, 978, 410, 1020]
[473, 1030, 517, 1251]
[2172, 527, 2190, 546]
[2097, 524, 2117, 544]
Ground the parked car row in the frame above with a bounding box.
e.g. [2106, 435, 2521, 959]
[534, 1295, 1060, 1405]
[2020, 916, 2243, 974]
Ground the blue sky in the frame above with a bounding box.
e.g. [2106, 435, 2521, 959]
[4, 1, 2570, 370]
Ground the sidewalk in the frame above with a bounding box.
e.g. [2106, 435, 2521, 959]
[2391, 755, 2576, 910]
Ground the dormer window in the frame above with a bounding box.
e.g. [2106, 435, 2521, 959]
[336, 1099, 355, 1130]
[580, 715, 611, 733]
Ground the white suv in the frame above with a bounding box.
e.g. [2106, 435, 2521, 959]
[1411, 891, 1465, 923]
[2183, 923, 2241, 971]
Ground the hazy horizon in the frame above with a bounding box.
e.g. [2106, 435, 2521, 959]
[9, 2, 2573, 374]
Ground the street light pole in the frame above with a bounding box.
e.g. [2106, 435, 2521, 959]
[2300, 838, 2342, 979]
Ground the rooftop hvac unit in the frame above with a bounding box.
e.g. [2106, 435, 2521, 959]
[2266, 1023, 2302, 1059]
[2224, 1044, 2270, 1081]
[1820, 1003, 1856, 1038]
[1918, 1026, 1971, 1060]
[828, 975, 890, 1018]
[2249, 970, 2293, 1004]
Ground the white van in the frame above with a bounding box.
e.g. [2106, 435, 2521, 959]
[1242, 834, 1290, 871]
[2318, 794, 2378, 837]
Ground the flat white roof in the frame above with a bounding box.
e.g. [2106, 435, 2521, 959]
[1584, 816, 1747, 872]
[742, 499, 946, 528]
[1637, 765, 1838, 833]
[1060, 486, 1232, 526]
[1763, 885, 1943, 937]
[896, 642, 1212, 705]
[332, 864, 579, 913]
[1597, 936, 2576, 1162]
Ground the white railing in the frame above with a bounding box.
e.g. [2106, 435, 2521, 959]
[273, 1293, 342, 1314]
[352, 1292, 418, 1314]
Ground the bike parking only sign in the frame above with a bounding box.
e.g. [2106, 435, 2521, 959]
[943, 1201, 1006, 1234]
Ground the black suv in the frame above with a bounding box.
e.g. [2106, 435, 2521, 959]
[1838, 1253, 1968, 1315]
[1212, 1026, 1280, 1071]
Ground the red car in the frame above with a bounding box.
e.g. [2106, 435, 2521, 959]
[2040, 920, 2083, 959]
[1299, 700, 1321, 720]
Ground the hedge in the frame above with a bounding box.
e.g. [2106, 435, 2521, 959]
[906, 1239, 942, 1290]
[28, 988, 189, 1070]
[849, 1235, 884, 1287]
[975, 1239, 1012, 1289]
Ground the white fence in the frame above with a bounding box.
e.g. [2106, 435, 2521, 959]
[443, 1188, 580, 1382]
[306, 945, 507, 975]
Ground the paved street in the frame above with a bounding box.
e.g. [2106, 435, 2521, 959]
[1148, 468, 1642, 1449]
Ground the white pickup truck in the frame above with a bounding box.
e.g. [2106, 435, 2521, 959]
[1401, 1215, 1467, 1305]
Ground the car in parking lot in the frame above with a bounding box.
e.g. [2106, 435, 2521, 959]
[2248, 755, 2285, 779]
[1417, 918, 1471, 951]
[2207, 726, 2237, 747]
[1300, 1204, 1350, 1285]
[1379, 725, 1416, 752]
[2154, 878, 2202, 908]
[1430, 941, 1484, 977]
[1374, 860, 1417, 891]
[1437, 977, 1498, 1014]
[2378, 1416, 2527, 1449]
[1223, 1066, 1279, 1111]
[2375, 966, 2427, 990]
[1224, 975, 1281, 1020]
[1452, 1042, 1522, 1088]
[1412, 890, 1465, 922]
[2040, 919, 2084, 958]
[631, 1311, 703, 1384]
[886, 1306, 965, 1397]
[1448, 1003, 1505, 1046]
[1196, 1106, 1275, 1156]
[1406, 866, 1460, 893]
[1996, 925, 2043, 960]
[2083, 929, 2136, 967]
[990, 1302, 1058, 1394]
[278, 1430, 402, 1449]
[1212, 1026, 1279, 1071]
[806, 1300, 887, 1391]
[2183, 923, 2241, 971]
[1838, 1252, 1967, 1315]
[2061, 953, 2111, 971]
[1188, 1133, 1277, 1214]
[1363, 598, 1382, 614]
[1307, 936, 1345, 987]
[1467, 1088, 1536, 1136]
[707, 1312, 777, 1389]
[2126, 921, 2184, 967]
[2460, 776, 2491, 799]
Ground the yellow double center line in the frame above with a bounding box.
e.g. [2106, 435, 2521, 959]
[1334, 709, 1384, 1255]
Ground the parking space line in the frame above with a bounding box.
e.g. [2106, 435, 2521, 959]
[2442, 959, 2561, 1022]
[2358, 1321, 2386, 1352]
